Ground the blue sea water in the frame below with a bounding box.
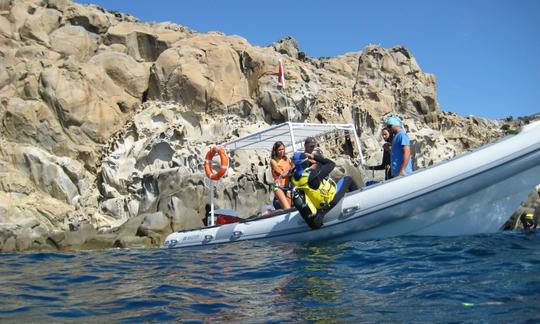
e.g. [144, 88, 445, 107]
[1, 233, 539, 323]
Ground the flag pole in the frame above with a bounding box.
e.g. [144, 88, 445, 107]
[277, 58, 285, 88]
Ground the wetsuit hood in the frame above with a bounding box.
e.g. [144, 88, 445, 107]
[293, 152, 309, 178]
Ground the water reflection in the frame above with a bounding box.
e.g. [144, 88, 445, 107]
[155, 241, 301, 321]
[0, 242, 366, 321]
[281, 244, 351, 322]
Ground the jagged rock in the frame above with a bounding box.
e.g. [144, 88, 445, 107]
[353, 45, 439, 121]
[272, 36, 300, 59]
[410, 127, 457, 168]
[0, 0, 10, 11]
[0, 14, 12, 38]
[0, 227, 17, 252]
[101, 197, 130, 222]
[503, 189, 540, 230]
[3, 98, 72, 154]
[6, 0, 32, 36]
[317, 53, 359, 86]
[48, 0, 114, 34]
[19, 7, 62, 45]
[114, 235, 152, 248]
[137, 211, 174, 245]
[14, 146, 80, 203]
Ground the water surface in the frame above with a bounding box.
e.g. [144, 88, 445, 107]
[1, 233, 539, 322]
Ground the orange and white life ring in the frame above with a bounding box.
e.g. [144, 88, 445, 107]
[204, 146, 229, 180]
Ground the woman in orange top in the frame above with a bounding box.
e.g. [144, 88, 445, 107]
[270, 141, 293, 209]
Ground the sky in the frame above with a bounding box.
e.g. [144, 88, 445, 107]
[76, 0, 540, 120]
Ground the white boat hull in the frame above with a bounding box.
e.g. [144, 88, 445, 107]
[165, 122, 540, 248]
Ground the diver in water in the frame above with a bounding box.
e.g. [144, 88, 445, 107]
[520, 212, 537, 233]
[290, 151, 358, 229]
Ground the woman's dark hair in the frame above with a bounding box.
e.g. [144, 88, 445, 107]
[382, 127, 394, 143]
[271, 141, 285, 159]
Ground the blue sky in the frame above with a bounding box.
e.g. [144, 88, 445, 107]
[76, 0, 539, 120]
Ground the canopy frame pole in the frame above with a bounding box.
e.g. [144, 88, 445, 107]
[287, 122, 297, 152]
[350, 126, 365, 165]
[209, 181, 215, 226]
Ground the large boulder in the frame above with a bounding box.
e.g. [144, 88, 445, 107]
[105, 21, 191, 62]
[38, 62, 138, 142]
[49, 25, 98, 61]
[148, 34, 253, 113]
[88, 51, 150, 99]
[48, 0, 115, 34]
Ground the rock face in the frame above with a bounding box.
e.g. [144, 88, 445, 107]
[0, 0, 537, 252]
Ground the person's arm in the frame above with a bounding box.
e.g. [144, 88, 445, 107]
[369, 163, 385, 170]
[398, 145, 411, 176]
[369, 143, 391, 170]
[307, 154, 335, 189]
[382, 149, 391, 168]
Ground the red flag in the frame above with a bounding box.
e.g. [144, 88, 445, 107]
[277, 58, 285, 88]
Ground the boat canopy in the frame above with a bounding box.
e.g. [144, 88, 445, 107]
[222, 122, 364, 164]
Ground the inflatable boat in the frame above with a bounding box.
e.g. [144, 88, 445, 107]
[164, 121, 540, 248]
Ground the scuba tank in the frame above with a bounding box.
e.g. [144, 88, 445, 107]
[292, 188, 323, 229]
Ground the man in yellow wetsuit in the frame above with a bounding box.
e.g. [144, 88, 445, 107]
[290, 151, 358, 229]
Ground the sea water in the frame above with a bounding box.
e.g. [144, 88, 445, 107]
[1, 233, 539, 322]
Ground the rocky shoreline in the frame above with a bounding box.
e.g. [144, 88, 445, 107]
[0, 0, 538, 252]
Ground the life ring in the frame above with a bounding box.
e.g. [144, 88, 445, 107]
[204, 146, 229, 180]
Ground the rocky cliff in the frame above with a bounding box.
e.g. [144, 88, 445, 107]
[0, 0, 537, 251]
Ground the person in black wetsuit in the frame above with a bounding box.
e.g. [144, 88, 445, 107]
[290, 151, 358, 228]
[520, 211, 537, 233]
[368, 127, 393, 180]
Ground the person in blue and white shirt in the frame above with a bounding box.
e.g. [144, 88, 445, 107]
[386, 116, 413, 177]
